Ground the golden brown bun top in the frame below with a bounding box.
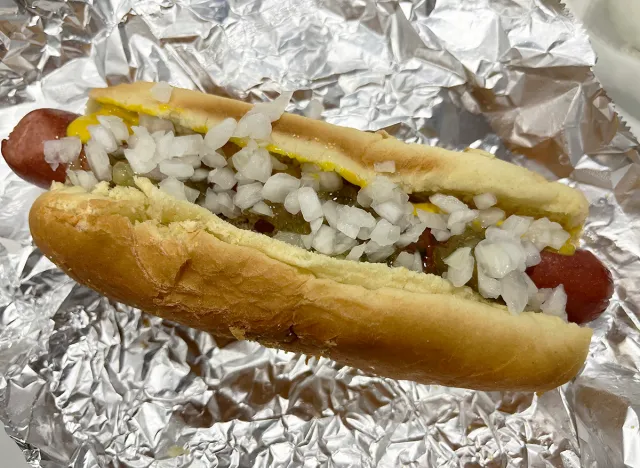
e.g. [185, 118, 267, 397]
[89, 82, 589, 230]
[29, 179, 593, 391]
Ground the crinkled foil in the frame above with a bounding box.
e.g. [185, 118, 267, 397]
[0, 0, 638, 466]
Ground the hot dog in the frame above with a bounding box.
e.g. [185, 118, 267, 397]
[1, 81, 614, 391]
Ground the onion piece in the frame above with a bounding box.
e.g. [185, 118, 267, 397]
[396, 222, 427, 248]
[322, 200, 339, 229]
[270, 156, 288, 170]
[234, 113, 272, 140]
[474, 240, 514, 279]
[43, 137, 82, 170]
[334, 233, 358, 255]
[393, 251, 415, 270]
[540, 285, 568, 319]
[284, 189, 301, 215]
[369, 219, 401, 246]
[262, 173, 300, 203]
[97, 115, 129, 142]
[204, 118, 237, 150]
[234, 182, 264, 210]
[429, 194, 469, 213]
[159, 159, 195, 179]
[365, 242, 396, 262]
[67, 170, 98, 192]
[297, 187, 323, 221]
[191, 168, 209, 182]
[139, 114, 174, 133]
[473, 193, 497, 210]
[443, 247, 474, 287]
[208, 167, 236, 191]
[248, 91, 294, 122]
[477, 266, 501, 299]
[478, 207, 505, 228]
[312, 225, 337, 255]
[501, 215, 532, 238]
[372, 200, 404, 225]
[318, 171, 343, 192]
[500, 271, 530, 314]
[202, 151, 227, 168]
[151, 82, 173, 103]
[346, 243, 367, 261]
[251, 201, 274, 217]
[87, 125, 118, 153]
[85, 139, 112, 181]
[202, 189, 221, 214]
[416, 210, 447, 231]
[158, 177, 188, 201]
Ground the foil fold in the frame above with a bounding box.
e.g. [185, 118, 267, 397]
[1, 0, 639, 466]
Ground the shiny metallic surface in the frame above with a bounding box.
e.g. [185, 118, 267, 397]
[0, 0, 638, 466]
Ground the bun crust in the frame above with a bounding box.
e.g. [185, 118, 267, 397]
[90, 82, 589, 230]
[29, 180, 592, 391]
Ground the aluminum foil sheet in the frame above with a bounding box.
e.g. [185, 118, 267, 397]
[1, 0, 639, 466]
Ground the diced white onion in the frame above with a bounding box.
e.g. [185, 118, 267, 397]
[333, 233, 358, 255]
[170, 134, 204, 157]
[270, 156, 288, 170]
[540, 285, 568, 319]
[202, 189, 221, 213]
[284, 189, 301, 214]
[184, 185, 200, 204]
[300, 173, 320, 191]
[346, 243, 367, 261]
[234, 113, 272, 140]
[67, 170, 98, 192]
[365, 242, 396, 262]
[234, 182, 264, 210]
[97, 115, 129, 142]
[396, 222, 427, 248]
[447, 209, 478, 231]
[432, 229, 452, 242]
[204, 118, 237, 151]
[85, 140, 112, 181]
[251, 201, 274, 217]
[151, 82, 173, 103]
[158, 177, 187, 201]
[474, 240, 515, 279]
[209, 167, 236, 191]
[87, 125, 118, 153]
[248, 91, 293, 122]
[429, 194, 469, 213]
[318, 171, 343, 192]
[191, 168, 209, 182]
[139, 114, 175, 133]
[322, 200, 339, 229]
[478, 207, 505, 228]
[443, 247, 474, 287]
[501, 215, 532, 238]
[522, 240, 542, 267]
[500, 271, 530, 314]
[372, 200, 404, 225]
[297, 187, 323, 222]
[416, 210, 447, 231]
[262, 173, 301, 203]
[159, 159, 195, 179]
[202, 151, 227, 168]
[477, 266, 501, 299]
[369, 219, 401, 246]
[473, 193, 497, 210]
[43, 137, 82, 170]
[312, 225, 337, 255]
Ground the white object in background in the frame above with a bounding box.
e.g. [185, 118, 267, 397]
[0, 422, 30, 468]
[564, 0, 640, 136]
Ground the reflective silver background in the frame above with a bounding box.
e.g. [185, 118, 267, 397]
[1, 0, 639, 466]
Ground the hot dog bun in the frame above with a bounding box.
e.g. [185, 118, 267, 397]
[30, 179, 591, 392]
[26, 82, 594, 391]
[90, 82, 589, 231]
